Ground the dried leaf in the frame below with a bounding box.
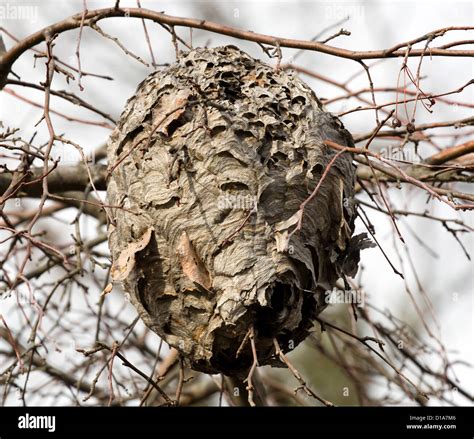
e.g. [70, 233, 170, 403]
[155, 89, 192, 136]
[111, 227, 153, 281]
[176, 231, 212, 290]
[274, 210, 302, 252]
[100, 283, 113, 298]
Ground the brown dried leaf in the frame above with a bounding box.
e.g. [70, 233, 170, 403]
[100, 282, 113, 298]
[274, 210, 302, 252]
[176, 231, 212, 290]
[111, 227, 153, 281]
[155, 89, 192, 136]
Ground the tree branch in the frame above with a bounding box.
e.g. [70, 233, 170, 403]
[424, 140, 474, 165]
[1, 8, 473, 89]
[0, 164, 107, 199]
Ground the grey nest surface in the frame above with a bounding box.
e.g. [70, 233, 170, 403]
[107, 45, 368, 376]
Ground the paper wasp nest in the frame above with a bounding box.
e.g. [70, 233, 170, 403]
[107, 46, 368, 376]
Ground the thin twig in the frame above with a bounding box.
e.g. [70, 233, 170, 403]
[244, 324, 258, 407]
[273, 338, 334, 406]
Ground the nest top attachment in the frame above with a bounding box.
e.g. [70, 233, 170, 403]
[107, 45, 366, 375]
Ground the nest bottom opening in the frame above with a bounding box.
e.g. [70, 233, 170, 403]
[192, 281, 320, 377]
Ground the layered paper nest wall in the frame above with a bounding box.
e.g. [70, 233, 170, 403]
[107, 46, 365, 376]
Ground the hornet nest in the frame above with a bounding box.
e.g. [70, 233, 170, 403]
[107, 45, 371, 376]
